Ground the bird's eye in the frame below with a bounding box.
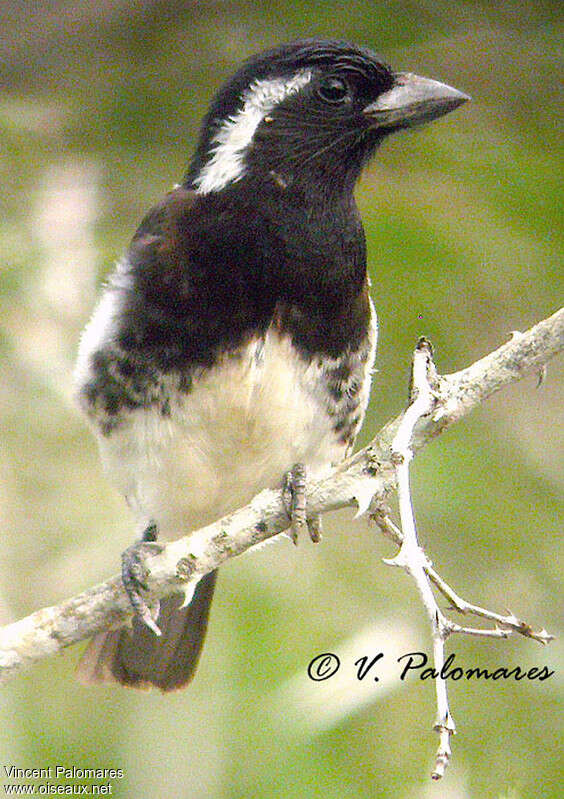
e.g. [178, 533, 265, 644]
[317, 76, 351, 104]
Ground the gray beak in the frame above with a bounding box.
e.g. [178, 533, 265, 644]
[363, 72, 470, 130]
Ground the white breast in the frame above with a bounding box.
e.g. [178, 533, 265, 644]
[94, 323, 375, 538]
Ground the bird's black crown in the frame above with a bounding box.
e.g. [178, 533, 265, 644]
[185, 39, 397, 195]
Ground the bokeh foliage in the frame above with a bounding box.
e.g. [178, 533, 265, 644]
[0, 2, 562, 797]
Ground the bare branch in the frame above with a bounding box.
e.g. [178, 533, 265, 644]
[382, 338, 458, 779]
[373, 513, 554, 644]
[1, 307, 562, 689]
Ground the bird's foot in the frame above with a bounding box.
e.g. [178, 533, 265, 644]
[121, 522, 163, 636]
[283, 463, 323, 545]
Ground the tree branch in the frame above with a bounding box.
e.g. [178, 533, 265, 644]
[1, 307, 562, 689]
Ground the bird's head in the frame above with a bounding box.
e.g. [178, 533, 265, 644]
[185, 39, 469, 198]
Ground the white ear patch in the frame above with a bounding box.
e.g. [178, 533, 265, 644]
[194, 69, 313, 194]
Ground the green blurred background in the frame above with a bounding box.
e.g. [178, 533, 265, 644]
[1, 1, 562, 797]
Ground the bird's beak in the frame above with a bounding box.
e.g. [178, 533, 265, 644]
[363, 72, 470, 130]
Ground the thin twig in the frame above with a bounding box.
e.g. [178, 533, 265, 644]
[370, 318, 559, 778]
[373, 514, 553, 644]
[384, 338, 457, 779]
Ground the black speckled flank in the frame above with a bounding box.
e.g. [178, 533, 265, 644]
[321, 333, 374, 448]
[77, 344, 175, 436]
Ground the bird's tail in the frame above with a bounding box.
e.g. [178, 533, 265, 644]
[76, 570, 218, 691]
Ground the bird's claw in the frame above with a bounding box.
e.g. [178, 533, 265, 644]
[121, 537, 163, 636]
[283, 463, 322, 544]
[307, 513, 323, 543]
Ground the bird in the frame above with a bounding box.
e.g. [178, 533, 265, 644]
[73, 38, 468, 690]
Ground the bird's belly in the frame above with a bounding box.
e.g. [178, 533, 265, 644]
[97, 325, 375, 537]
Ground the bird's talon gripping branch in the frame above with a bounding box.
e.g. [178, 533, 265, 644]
[283, 463, 313, 545]
[121, 535, 164, 636]
[536, 364, 548, 386]
[307, 514, 323, 543]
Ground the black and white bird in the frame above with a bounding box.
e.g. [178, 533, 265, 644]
[74, 39, 468, 690]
